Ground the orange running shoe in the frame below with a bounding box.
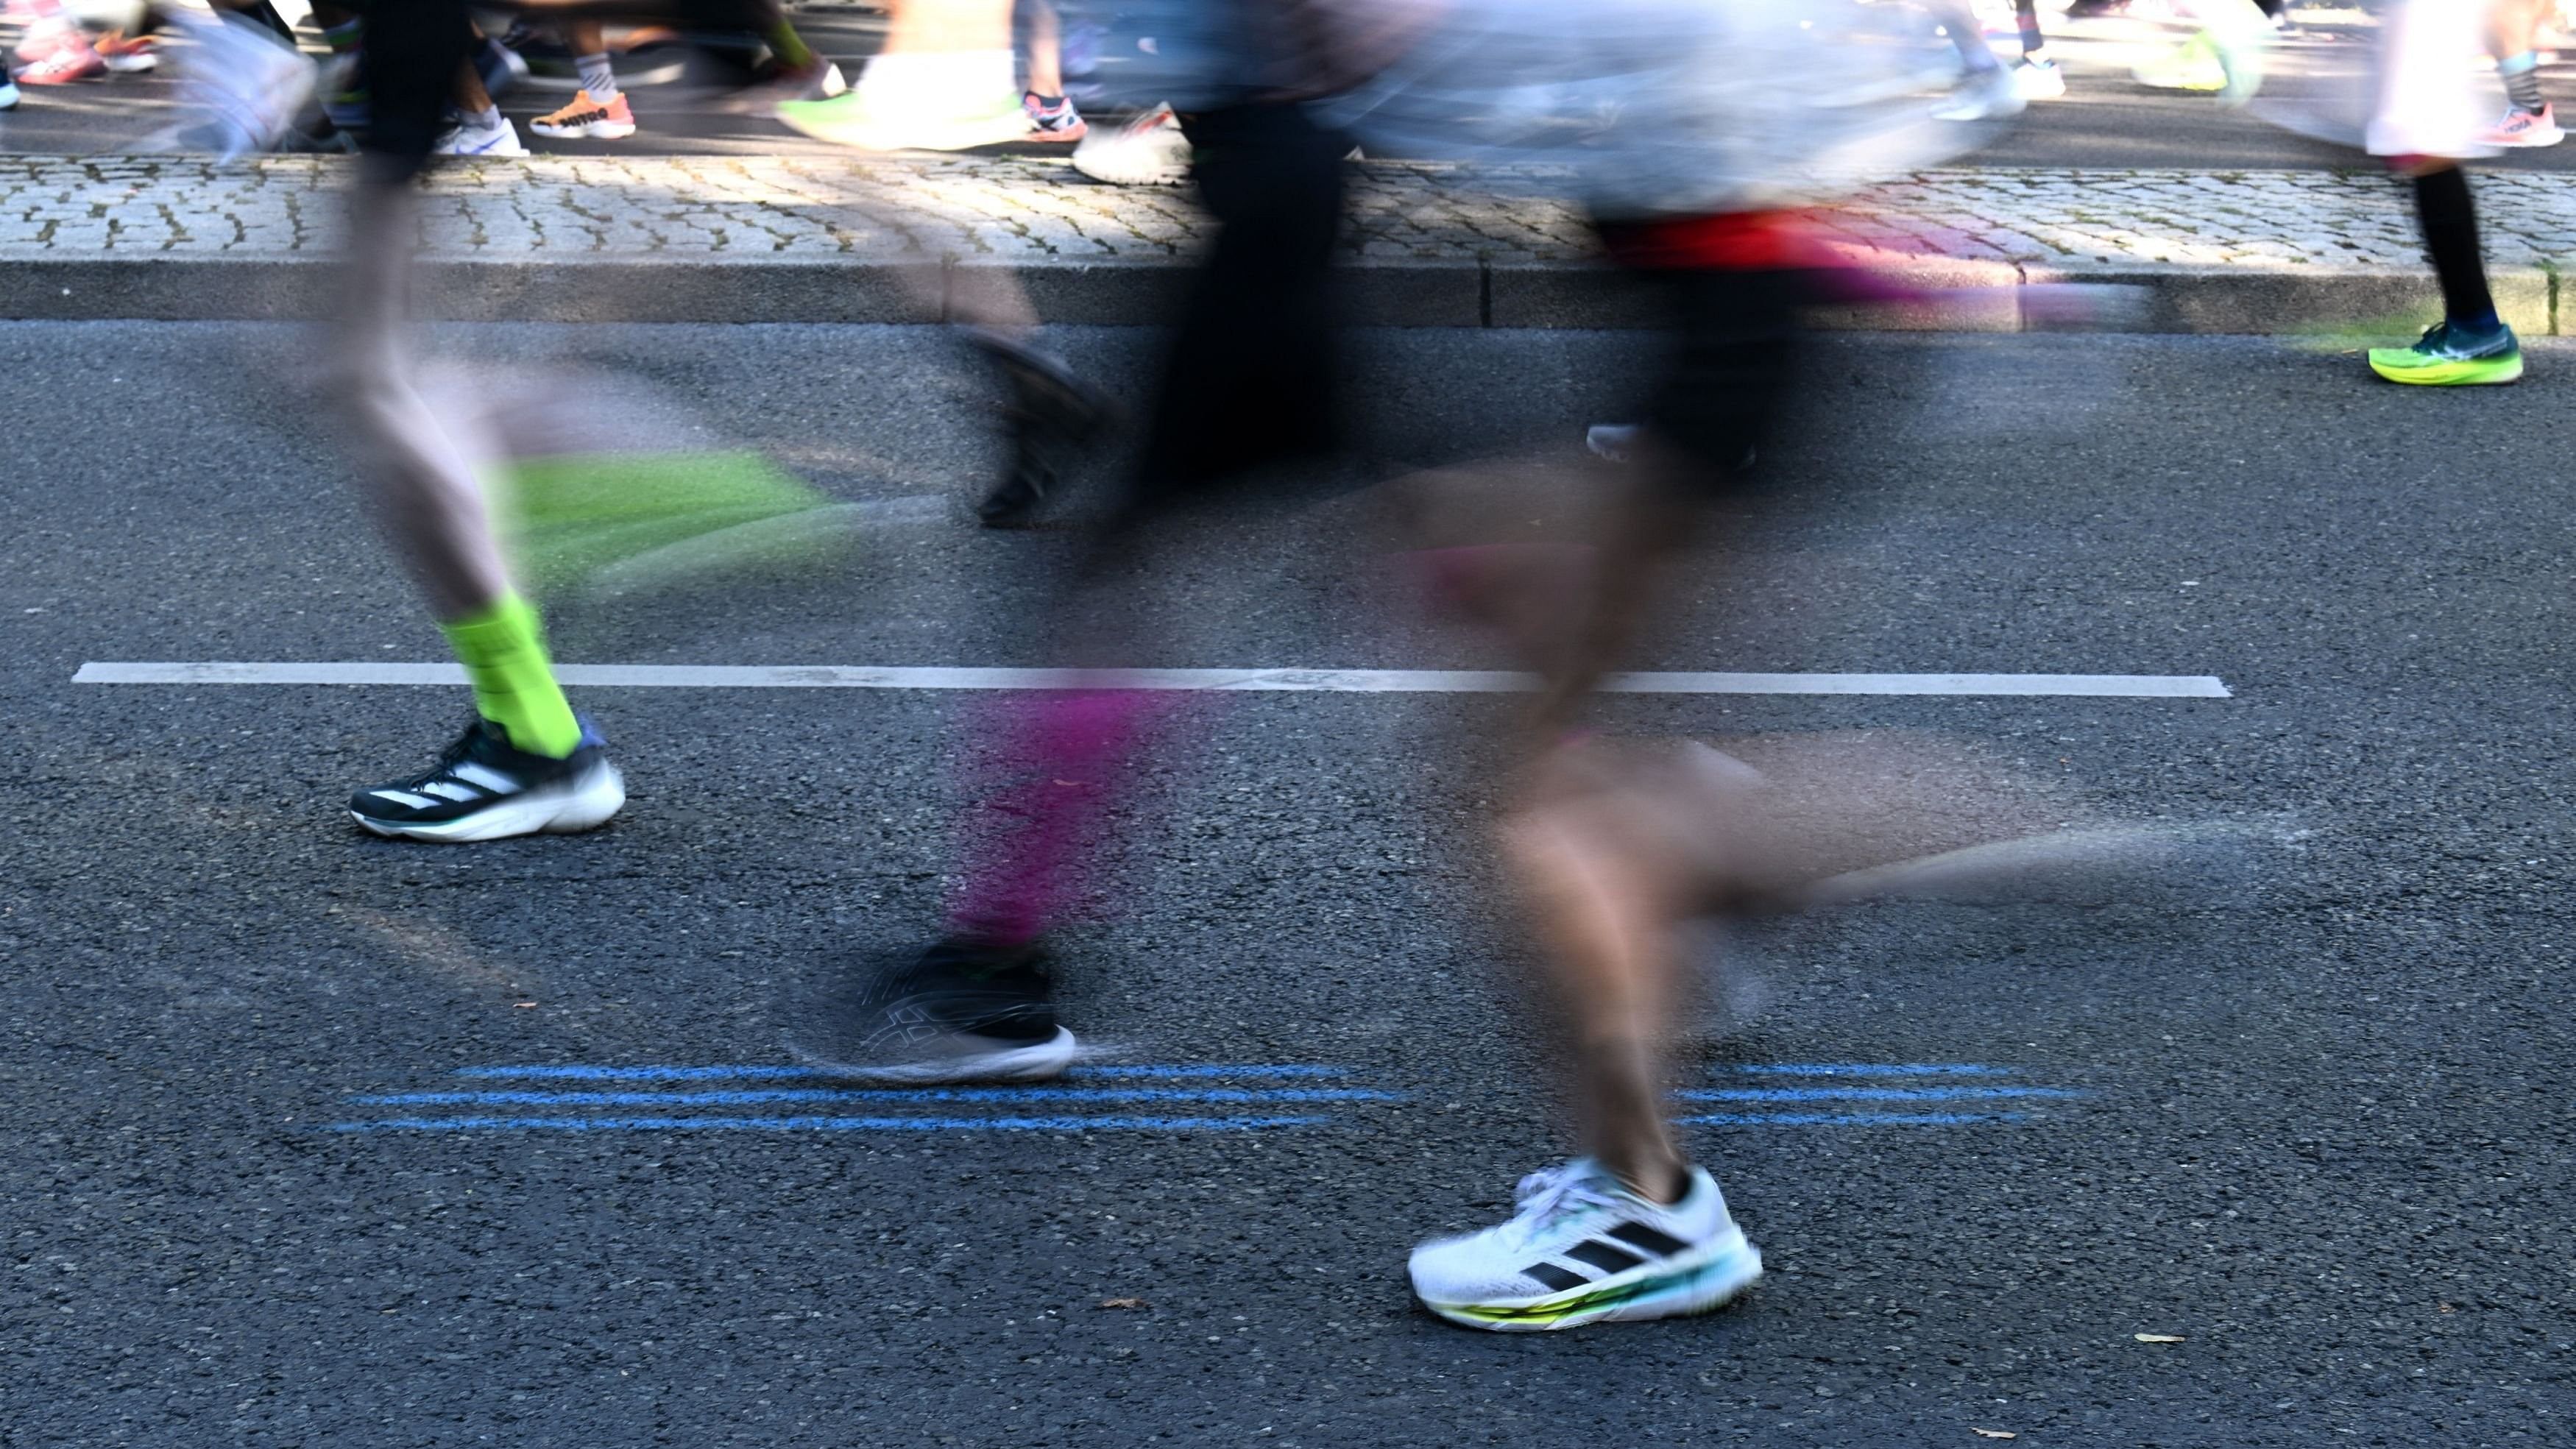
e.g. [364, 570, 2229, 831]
[530, 88, 637, 140]
[93, 28, 158, 74]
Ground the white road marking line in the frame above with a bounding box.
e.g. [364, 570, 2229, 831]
[73, 662, 2232, 698]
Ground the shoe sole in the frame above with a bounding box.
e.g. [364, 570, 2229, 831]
[351, 761, 626, 843]
[531, 120, 637, 139]
[1415, 1230, 1763, 1333]
[788, 1025, 1078, 1085]
[2491, 130, 2565, 148]
[2368, 353, 2524, 386]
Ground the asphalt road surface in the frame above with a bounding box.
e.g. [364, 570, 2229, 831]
[4, 319, 2572, 1445]
[4, 5, 2575, 171]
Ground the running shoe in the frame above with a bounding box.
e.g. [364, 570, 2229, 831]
[1585, 423, 1641, 462]
[2132, 32, 2227, 92]
[1409, 1160, 1763, 1332]
[13, 24, 105, 85]
[0, 75, 18, 110]
[775, 88, 1030, 152]
[2483, 104, 2564, 149]
[93, 29, 157, 74]
[972, 333, 1117, 528]
[2367, 321, 2523, 386]
[141, 10, 316, 160]
[431, 116, 531, 157]
[790, 938, 1078, 1083]
[2014, 58, 2066, 101]
[1023, 91, 1087, 142]
[350, 719, 626, 843]
[531, 88, 637, 140]
[1932, 64, 2025, 121]
[1071, 104, 1191, 185]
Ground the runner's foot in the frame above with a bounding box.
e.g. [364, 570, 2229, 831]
[431, 114, 530, 157]
[1071, 104, 1190, 185]
[1410, 1160, 1763, 1331]
[2133, 32, 2226, 92]
[13, 24, 105, 85]
[1933, 64, 2024, 121]
[973, 335, 1118, 528]
[790, 938, 1078, 1083]
[531, 88, 637, 140]
[93, 29, 156, 74]
[2368, 321, 2524, 386]
[2483, 104, 2564, 149]
[350, 719, 626, 843]
[1023, 90, 1087, 142]
[2014, 58, 2065, 101]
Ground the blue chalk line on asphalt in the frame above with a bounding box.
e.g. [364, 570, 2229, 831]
[358, 1088, 1405, 1108]
[453, 1063, 1353, 1081]
[332, 1062, 2081, 1134]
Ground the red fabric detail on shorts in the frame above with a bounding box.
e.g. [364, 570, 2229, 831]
[1596, 210, 1843, 272]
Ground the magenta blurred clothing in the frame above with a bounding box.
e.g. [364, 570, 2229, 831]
[946, 687, 1176, 946]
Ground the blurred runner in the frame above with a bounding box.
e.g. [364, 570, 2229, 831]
[2483, 0, 2563, 146]
[780, 0, 1117, 527]
[789, 0, 1429, 1080]
[2009, 0, 2067, 99]
[10, 0, 106, 85]
[1307, 0, 2064, 1331]
[2364, 0, 2524, 383]
[1021, 1, 1086, 140]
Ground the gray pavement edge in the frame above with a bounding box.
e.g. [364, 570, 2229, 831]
[0, 252, 2557, 334]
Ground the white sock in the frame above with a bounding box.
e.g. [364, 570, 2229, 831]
[576, 52, 618, 102]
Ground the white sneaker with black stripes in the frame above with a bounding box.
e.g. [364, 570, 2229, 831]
[1409, 1158, 1761, 1331]
[349, 718, 625, 843]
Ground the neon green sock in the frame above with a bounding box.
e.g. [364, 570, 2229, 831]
[440, 593, 582, 758]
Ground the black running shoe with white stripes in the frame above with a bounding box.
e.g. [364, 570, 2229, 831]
[788, 937, 1078, 1083]
[349, 718, 625, 843]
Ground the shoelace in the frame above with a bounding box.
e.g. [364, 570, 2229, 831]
[1504, 1163, 1623, 1247]
[392, 723, 492, 792]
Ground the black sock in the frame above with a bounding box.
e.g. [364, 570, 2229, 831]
[2411, 168, 2498, 331]
[2017, 0, 2045, 57]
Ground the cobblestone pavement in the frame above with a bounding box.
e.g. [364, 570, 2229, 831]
[3, 153, 2571, 273]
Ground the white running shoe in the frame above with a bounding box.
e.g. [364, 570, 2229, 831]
[1072, 104, 1191, 185]
[1932, 64, 2025, 122]
[0, 76, 18, 110]
[1585, 423, 1641, 461]
[1409, 1160, 1762, 1331]
[141, 10, 315, 159]
[431, 116, 531, 157]
[2014, 58, 2066, 100]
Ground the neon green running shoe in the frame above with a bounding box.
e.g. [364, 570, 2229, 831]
[775, 88, 1028, 152]
[2367, 322, 2524, 387]
[2134, 32, 2227, 93]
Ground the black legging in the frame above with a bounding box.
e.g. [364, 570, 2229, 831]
[1121, 102, 1351, 522]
